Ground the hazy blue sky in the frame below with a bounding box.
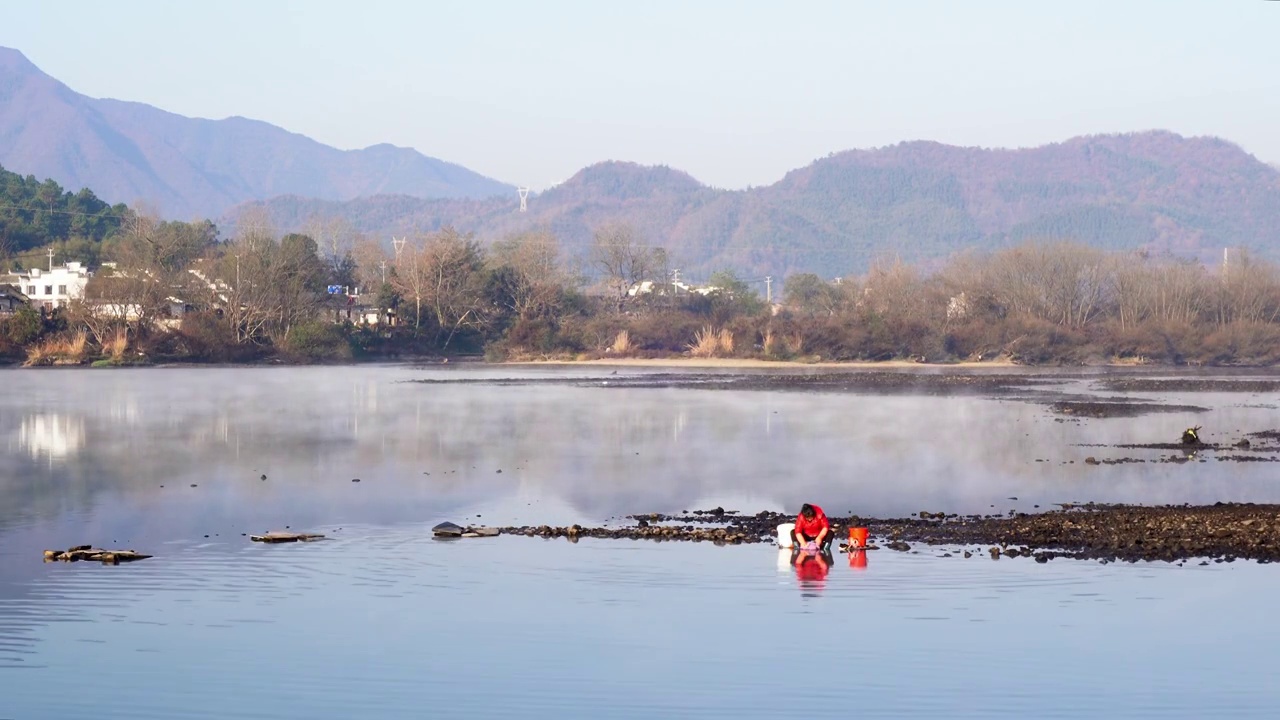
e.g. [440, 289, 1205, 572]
[2, 1, 1277, 190]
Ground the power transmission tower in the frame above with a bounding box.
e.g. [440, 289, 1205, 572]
[517, 187, 529, 212]
[392, 236, 406, 262]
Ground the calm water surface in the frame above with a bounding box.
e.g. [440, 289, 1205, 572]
[2, 365, 1279, 718]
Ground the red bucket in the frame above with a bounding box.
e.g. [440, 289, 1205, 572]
[848, 527, 869, 548]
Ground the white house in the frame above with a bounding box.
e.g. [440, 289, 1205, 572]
[6, 261, 91, 310]
[628, 279, 722, 298]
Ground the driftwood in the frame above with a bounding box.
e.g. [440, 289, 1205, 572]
[43, 546, 152, 564]
[250, 531, 327, 543]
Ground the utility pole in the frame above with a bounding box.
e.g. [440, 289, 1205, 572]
[765, 276, 772, 303]
[379, 260, 388, 284]
[47, 247, 55, 271]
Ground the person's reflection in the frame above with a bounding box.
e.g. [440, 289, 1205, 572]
[791, 546, 832, 593]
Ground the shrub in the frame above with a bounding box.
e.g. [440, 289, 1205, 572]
[5, 306, 43, 345]
[175, 312, 260, 363]
[280, 321, 353, 362]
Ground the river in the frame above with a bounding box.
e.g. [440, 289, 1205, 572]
[2, 364, 1278, 718]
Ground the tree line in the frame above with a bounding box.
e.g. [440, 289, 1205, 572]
[5, 197, 1280, 366]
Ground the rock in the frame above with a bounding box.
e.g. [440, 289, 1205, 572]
[1085, 457, 1100, 465]
[432, 522, 465, 537]
[250, 532, 326, 543]
[44, 546, 152, 563]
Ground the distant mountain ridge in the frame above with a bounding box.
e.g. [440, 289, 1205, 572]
[5, 45, 1277, 278]
[0, 47, 512, 219]
[237, 132, 1280, 278]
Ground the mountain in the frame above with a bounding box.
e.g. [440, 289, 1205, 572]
[0, 47, 512, 220]
[236, 132, 1280, 278]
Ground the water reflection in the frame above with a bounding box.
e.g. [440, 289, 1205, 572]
[791, 547, 833, 595]
[17, 414, 84, 460]
[848, 549, 869, 571]
[3, 365, 1280, 718]
[4, 366, 1280, 540]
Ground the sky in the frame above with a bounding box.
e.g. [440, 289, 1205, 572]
[2, 0, 1278, 190]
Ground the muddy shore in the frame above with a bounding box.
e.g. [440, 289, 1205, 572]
[495, 503, 1280, 564]
[409, 368, 1280, 418]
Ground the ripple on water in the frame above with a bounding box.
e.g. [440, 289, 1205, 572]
[2, 525, 1280, 718]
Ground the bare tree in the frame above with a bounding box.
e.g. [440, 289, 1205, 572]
[1213, 251, 1280, 325]
[590, 224, 667, 313]
[987, 241, 1111, 327]
[393, 227, 488, 347]
[488, 230, 576, 321]
[304, 215, 358, 284]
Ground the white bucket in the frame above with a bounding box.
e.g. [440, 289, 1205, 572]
[776, 522, 795, 548]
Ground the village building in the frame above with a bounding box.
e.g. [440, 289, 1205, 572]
[0, 284, 29, 315]
[3, 260, 91, 310]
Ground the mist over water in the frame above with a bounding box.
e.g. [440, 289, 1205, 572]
[3, 365, 1279, 718]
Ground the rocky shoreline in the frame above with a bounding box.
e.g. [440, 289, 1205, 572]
[496, 503, 1280, 564]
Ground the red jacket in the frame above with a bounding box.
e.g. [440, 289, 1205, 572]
[795, 504, 830, 538]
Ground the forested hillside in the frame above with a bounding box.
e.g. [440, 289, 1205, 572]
[0, 163, 127, 266]
[235, 132, 1280, 279]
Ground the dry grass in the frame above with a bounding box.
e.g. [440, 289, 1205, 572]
[23, 330, 89, 367]
[23, 341, 53, 367]
[102, 327, 129, 361]
[717, 328, 734, 355]
[688, 325, 721, 358]
[785, 332, 805, 355]
[609, 329, 634, 355]
[762, 328, 779, 357]
[66, 330, 87, 359]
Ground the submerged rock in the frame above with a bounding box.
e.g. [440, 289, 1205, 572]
[432, 522, 465, 537]
[433, 522, 500, 538]
[44, 546, 153, 564]
[250, 531, 326, 543]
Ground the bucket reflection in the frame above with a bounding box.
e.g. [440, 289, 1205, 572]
[848, 549, 868, 570]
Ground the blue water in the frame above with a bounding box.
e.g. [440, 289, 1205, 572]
[2, 365, 1279, 718]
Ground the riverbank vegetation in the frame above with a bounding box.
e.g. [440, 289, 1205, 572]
[5, 185, 1280, 367]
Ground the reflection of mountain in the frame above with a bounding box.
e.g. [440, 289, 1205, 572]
[18, 414, 84, 459]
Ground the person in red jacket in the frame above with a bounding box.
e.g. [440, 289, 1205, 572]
[791, 503, 832, 553]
